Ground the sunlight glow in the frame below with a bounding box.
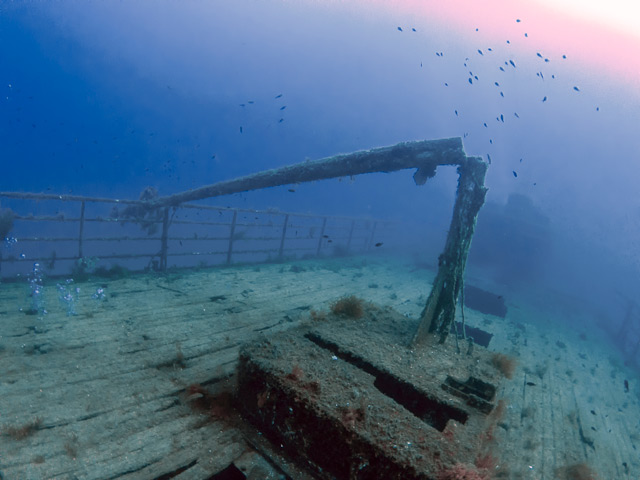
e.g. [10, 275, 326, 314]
[337, 0, 640, 91]
[534, 0, 640, 40]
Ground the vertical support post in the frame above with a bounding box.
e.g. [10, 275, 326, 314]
[346, 220, 355, 252]
[278, 214, 289, 260]
[227, 210, 238, 265]
[78, 201, 86, 259]
[367, 221, 377, 251]
[159, 207, 170, 271]
[316, 217, 327, 256]
[411, 157, 488, 346]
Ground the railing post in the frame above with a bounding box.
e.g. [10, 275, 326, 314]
[227, 210, 238, 265]
[78, 201, 86, 259]
[367, 221, 377, 251]
[346, 219, 355, 252]
[278, 214, 289, 260]
[159, 207, 170, 271]
[316, 217, 327, 256]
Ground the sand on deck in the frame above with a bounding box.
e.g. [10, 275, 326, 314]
[0, 255, 638, 479]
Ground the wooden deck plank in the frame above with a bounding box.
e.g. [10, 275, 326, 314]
[1, 255, 639, 479]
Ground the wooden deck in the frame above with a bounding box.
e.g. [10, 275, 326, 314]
[0, 255, 638, 479]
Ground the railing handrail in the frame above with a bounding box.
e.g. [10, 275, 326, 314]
[0, 191, 395, 224]
[0, 190, 392, 278]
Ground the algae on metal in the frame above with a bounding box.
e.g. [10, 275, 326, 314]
[410, 157, 488, 346]
[148, 137, 489, 345]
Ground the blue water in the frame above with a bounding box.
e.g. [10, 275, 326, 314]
[3, 0, 640, 325]
[2, 3, 640, 478]
[2, 1, 639, 328]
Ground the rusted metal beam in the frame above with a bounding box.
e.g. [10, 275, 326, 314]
[410, 156, 488, 346]
[148, 137, 487, 345]
[151, 138, 466, 208]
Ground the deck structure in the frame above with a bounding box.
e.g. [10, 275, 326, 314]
[0, 257, 637, 479]
[1, 139, 636, 479]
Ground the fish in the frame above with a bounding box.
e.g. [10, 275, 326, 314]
[444, 83, 448, 86]
[322, 235, 329, 238]
[275, 94, 283, 98]
[526, 382, 536, 386]
[509, 59, 516, 68]
[288, 189, 295, 193]
[280, 105, 287, 110]
[239, 126, 243, 133]
[514, 112, 520, 118]
[278, 118, 284, 123]
[248, 100, 254, 104]
[397, 26, 403, 31]
[488, 48, 493, 51]
[211, 155, 216, 159]
[624, 379, 629, 392]
[412, 27, 416, 32]
[562, 54, 567, 59]
[420, 62, 422, 67]
[500, 92, 504, 97]
[519, 158, 523, 162]
[487, 154, 492, 164]
[542, 96, 547, 102]
[239, 103, 245, 107]
[516, 18, 521, 22]
[596, 107, 600, 112]
[524, 33, 528, 37]
[455, 110, 458, 116]
[500, 114, 504, 122]
[494, 82, 499, 86]
[512, 170, 518, 177]
[573, 86, 580, 92]
[537, 52, 543, 58]
[499, 66, 505, 72]
[489, 139, 493, 144]
[506, 40, 511, 44]
[478, 49, 483, 55]
[375, 242, 383, 247]
[483, 122, 488, 127]
[468, 78, 473, 84]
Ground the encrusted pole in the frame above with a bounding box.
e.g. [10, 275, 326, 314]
[410, 156, 488, 346]
[121, 137, 487, 348]
[149, 138, 467, 207]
